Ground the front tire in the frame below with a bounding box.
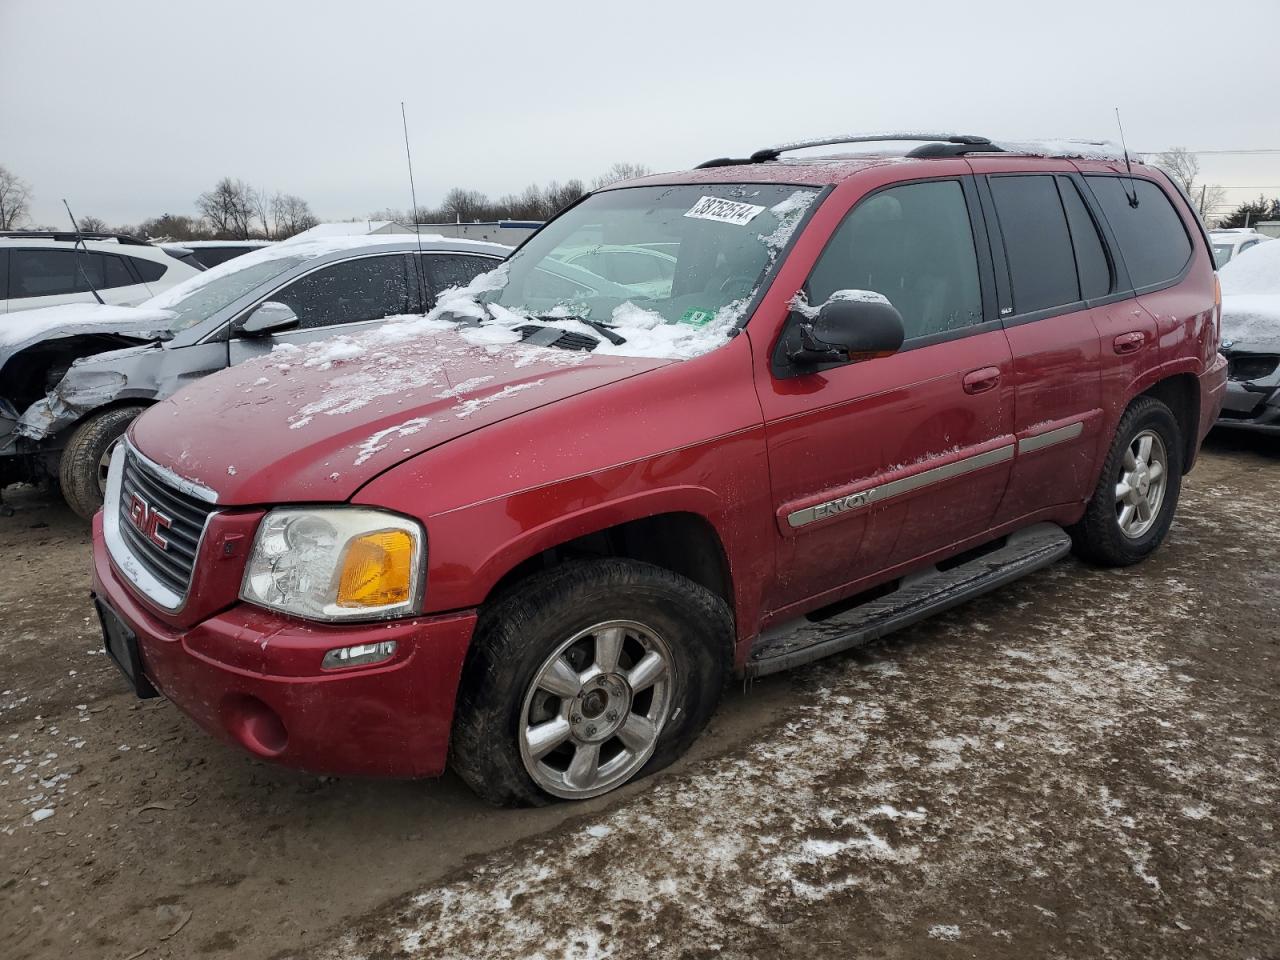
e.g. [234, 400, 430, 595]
[450, 559, 732, 806]
[1070, 396, 1183, 567]
[59, 405, 146, 520]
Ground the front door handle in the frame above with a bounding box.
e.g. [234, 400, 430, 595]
[1113, 331, 1145, 355]
[963, 366, 1002, 395]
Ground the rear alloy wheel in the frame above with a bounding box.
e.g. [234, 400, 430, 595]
[1114, 429, 1169, 539]
[1069, 395, 1183, 567]
[451, 559, 731, 806]
[519, 620, 675, 800]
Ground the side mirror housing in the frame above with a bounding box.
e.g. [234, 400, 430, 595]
[787, 292, 905, 369]
[240, 301, 299, 337]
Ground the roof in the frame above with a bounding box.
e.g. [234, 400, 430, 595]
[602, 133, 1145, 191]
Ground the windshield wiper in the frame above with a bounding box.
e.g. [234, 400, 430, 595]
[537, 314, 627, 346]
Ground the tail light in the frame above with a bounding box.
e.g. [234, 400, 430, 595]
[1212, 275, 1222, 352]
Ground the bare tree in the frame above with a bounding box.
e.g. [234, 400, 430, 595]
[591, 162, 652, 190]
[196, 178, 257, 238]
[0, 164, 32, 230]
[544, 179, 587, 216]
[76, 215, 109, 233]
[270, 192, 318, 238]
[1154, 147, 1225, 220]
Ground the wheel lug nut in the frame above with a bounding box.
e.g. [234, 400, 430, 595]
[606, 711, 618, 722]
[571, 714, 582, 724]
[585, 725, 596, 736]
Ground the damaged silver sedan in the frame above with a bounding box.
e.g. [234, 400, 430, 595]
[0, 235, 507, 517]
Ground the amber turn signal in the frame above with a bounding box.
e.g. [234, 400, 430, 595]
[336, 529, 415, 608]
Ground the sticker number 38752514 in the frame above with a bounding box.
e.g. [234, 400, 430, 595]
[683, 195, 766, 226]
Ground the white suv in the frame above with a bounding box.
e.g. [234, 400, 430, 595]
[1, 233, 200, 314]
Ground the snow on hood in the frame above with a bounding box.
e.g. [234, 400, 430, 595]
[1219, 241, 1280, 349]
[0, 302, 175, 370]
[1219, 239, 1280, 297]
[130, 311, 669, 505]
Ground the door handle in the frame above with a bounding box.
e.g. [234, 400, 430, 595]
[962, 366, 1002, 395]
[1113, 331, 1145, 355]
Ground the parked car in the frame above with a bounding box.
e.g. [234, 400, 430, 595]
[90, 134, 1225, 806]
[0, 232, 201, 314]
[159, 240, 274, 270]
[556, 244, 676, 299]
[1215, 239, 1280, 433]
[0, 235, 507, 516]
[1208, 228, 1272, 267]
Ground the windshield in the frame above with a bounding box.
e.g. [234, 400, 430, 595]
[144, 254, 308, 331]
[440, 183, 818, 359]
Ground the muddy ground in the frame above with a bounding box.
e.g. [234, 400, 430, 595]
[1, 433, 1277, 960]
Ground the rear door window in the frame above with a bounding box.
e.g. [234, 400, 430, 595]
[11, 249, 82, 297]
[1085, 176, 1192, 289]
[1059, 178, 1112, 300]
[270, 254, 413, 329]
[989, 175, 1080, 314]
[806, 179, 984, 340]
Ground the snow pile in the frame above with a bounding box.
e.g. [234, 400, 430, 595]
[1219, 240, 1280, 345]
[1219, 238, 1280, 296]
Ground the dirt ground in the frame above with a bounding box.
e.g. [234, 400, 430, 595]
[2, 433, 1277, 960]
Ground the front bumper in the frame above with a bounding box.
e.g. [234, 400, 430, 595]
[1215, 357, 1280, 435]
[92, 514, 476, 778]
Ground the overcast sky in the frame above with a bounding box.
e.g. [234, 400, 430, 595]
[3, 0, 1278, 228]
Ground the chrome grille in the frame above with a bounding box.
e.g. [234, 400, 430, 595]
[116, 450, 215, 599]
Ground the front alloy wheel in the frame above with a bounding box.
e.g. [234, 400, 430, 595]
[519, 620, 673, 799]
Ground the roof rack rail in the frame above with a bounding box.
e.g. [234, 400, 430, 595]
[0, 230, 151, 246]
[695, 133, 1001, 169]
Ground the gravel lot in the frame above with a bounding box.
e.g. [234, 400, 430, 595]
[2, 434, 1277, 960]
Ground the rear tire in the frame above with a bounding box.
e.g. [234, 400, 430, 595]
[450, 559, 732, 807]
[1069, 396, 1183, 567]
[59, 406, 146, 520]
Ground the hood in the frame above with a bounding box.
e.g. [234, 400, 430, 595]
[1221, 294, 1280, 353]
[130, 317, 670, 505]
[0, 302, 174, 370]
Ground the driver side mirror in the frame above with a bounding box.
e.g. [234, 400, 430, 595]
[240, 301, 299, 337]
[787, 292, 905, 369]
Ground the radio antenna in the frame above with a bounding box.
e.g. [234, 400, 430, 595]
[1113, 108, 1140, 208]
[62, 199, 105, 305]
[401, 101, 429, 315]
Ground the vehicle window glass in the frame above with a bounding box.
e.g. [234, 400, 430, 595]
[148, 254, 309, 332]
[481, 183, 819, 333]
[130, 256, 168, 282]
[270, 254, 412, 330]
[1085, 176, 1192, 288]
[1211, 243, 1233, 267]
[102, 255, 136, 290]
[424, 254, 500, 303]
[11, 249, 84, 297]
[1059, 179, 1111, 299]
[989, 176, 1080, 314]
[1239, 240, 1257, 253]
[806, 180, 983, 340]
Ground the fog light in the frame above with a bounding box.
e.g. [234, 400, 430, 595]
[321, 640, 397, 670]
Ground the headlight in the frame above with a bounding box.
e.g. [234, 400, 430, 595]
[240, 507, 425, 621]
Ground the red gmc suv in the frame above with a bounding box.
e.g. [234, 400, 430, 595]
[90, 134, 1227, 805]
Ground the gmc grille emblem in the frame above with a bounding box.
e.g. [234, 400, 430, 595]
[128, 492, 172, 550]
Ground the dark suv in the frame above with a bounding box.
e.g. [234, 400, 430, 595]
[90, 134, 1226, 805]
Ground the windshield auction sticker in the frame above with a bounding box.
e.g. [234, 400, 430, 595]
[684, 196, 766, 226]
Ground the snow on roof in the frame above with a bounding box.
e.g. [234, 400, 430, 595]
[988, 138, 1130, 161]
[163, 240, 274, 248]
[288, 221, 395, 240]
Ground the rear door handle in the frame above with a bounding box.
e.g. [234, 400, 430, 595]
[962, 366, 1002, 395]
[1113, 331, 1145, 355]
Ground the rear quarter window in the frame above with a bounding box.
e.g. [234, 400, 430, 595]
[1085, 176, 1193, 290]
[130, 256, 169, 283]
